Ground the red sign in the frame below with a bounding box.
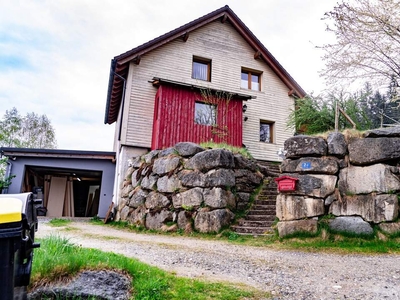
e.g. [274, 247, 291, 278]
[274, 176, 299, 192]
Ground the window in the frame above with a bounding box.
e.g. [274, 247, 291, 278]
[192, 57, 211, 81]
[194, 102, 216, 125]
[241, 68, 261, 91]
[260, 121, 274, 143]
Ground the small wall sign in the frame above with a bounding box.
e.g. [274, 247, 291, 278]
[301, 161, 311, 170]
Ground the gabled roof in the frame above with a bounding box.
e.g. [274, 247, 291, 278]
[105, 5, 307, 124]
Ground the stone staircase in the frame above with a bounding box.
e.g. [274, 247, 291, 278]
[231, 162, 281, 235]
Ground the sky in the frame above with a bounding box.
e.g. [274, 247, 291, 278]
[0, 0, 338, 151]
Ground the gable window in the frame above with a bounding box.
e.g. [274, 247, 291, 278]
[194, 102, 216, 125]
[192, 57, 211, 81]
[241, 68, 261, 91]
[260, 121, 274, 143]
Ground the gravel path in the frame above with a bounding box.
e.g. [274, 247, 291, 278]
[36, 219, 400, 299]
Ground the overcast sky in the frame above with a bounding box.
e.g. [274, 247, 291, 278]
[0, 0, 338, 151]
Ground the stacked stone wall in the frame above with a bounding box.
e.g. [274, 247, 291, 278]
[277, 128, 400, 237]
[116, 142, 264, 233]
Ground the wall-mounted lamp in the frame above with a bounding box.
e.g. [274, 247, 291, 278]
[244, 116, 248, 122]
[242, 104, 247, 113]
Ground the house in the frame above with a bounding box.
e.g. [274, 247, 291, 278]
[105, 5, 306, 201]
[1, 148, 116, 218]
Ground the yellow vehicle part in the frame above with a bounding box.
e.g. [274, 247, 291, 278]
[0, 198, 22, 224]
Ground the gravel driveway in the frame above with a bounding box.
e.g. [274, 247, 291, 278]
[35, 219, 400, 299]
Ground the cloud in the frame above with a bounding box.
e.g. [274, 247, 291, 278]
[0, 0, 338, 151]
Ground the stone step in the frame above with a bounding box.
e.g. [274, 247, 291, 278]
[238, 219, 273, 227]
[248, 210, 277, 215]
[253, 200, 276, 206]
[257, 195, 278, 201]
[245, 214, 276, 221]
[231, 225, 274, 235]
[251, 205, 275, 211]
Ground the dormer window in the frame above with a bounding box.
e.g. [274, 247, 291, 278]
[192, 56, 211, 81]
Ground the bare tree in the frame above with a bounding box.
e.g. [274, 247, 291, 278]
[321, 0, 400, 89]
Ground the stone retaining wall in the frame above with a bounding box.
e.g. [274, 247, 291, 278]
[115, 142, 264, 233]
[277, 128, 400, 237]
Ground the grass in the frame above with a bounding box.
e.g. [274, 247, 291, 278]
[199, 142, 253, 159]
[90, 217, 400, 254]
[48, 218, 72, 227]
[31, 236, 266, 300]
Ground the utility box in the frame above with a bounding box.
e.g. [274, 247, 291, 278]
[275, 176, 299, 192]
[0, 193, 41, 299]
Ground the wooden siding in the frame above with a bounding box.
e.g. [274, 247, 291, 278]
[152, 85, 243, 149]
[123, 20, 295, 161]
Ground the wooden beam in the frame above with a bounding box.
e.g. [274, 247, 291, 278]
[182, 32, 189, 42]
[221, 14, 228, 23]
[254, 50, 262, 60]
[133, 55, 141, 65]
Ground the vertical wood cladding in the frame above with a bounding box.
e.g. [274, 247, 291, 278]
[152, 85, 243, 149]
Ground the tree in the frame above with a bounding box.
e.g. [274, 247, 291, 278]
[321, 0, 400, 89]
[0, 108, 57, 149]
[287, 84, 396, 135]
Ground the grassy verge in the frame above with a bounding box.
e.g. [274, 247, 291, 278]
[31, 236, 266, 300]
[90, 218, 400, 254]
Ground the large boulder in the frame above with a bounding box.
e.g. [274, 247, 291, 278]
[277, 219, 318, 237]
[348, 137, 400, 165]
[153, 156, 180, 175]
[177, 210, 193, 229]
[194, 208, 234, 233]
[284, 136, 327, 158]
[233, 154, 258, 172]
[141, 174, 158, 190]
[203, 188, 236, 209]
[284, 174, 337, 198]
[145, 191, 170, 209]
[234, 169, 264, 192]
[174, 142, 204, 157]
[143, 150, 160, 164]
[327, 132, 347, 157]
[145, 209, 173, 230]
[378, 221, 400, 235]
[276, 194, 325, 221]
[280, 157, 339, 175]
[157, 175, 182, 193]
[364, 127, 400, 137]
[338, 164, 400, 195]
[172, 187, 203, 209]
[121, 184, 134, 198]
[186, 148, 235, 172]
[329, 194, 399, 223]
[127, 206, 147, 226]
[179, 169, 235, 188]
[328, 216, 373, 235]
[128, 188, 148, 208]
[236, 192, 251, 210]
[119, 206, 131, 221]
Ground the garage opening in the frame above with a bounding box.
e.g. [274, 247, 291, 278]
[24, 165, 102, 217]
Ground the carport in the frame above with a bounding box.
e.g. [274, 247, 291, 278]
[1, 148, 116, 218]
